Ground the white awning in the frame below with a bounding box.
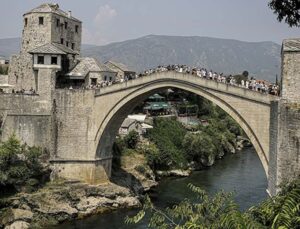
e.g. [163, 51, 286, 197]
[141, 123, 153, 129]
[0, 83, 14, 88]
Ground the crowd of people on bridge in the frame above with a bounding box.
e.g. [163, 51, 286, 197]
[87, 64, 279, 96]
[136, 65, 280, 96]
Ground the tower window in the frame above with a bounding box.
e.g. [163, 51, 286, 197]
[37, 56, 44, 64]
[65, 21, 68, 29]
[75, 25, 79, 33]
[56, 18, 60, 27]
[39, 17, 44, 25]
[61, 38, 64, 44]
[51, 56, 58, 65]
[25, 18, 28, 27]
[66, 41, 69, 47]
[71, 43, 75, 50]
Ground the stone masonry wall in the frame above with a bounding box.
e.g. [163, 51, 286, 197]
[51, 14, 82, 54]
[270, 40, 300, 195]
[281, 52, 300, 103]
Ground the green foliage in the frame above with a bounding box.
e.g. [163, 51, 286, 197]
[268, 0, 300, 27]
[126, 184, 258, 228]
[0, 65, 8, 75]
[183, 132, 217, 163]
[140, 143, 162, 170]
[0, 135, 45, 193]
[146, 118, 187, 169]
[124, 130, 140, 149]
[249, 178, 300, 229]
[127, 179, 300, 229]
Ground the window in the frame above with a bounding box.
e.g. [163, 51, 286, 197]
[37, 56, 44, 64]
[66, 41, 69, 47]
[24, 18, 28, 27]
[75, 25, 79, 33]
[56, 18, 60, 27]
[61, 38, 64, 44]
[71, 43, 75, 50]
[109, 77, 112, 81]
[104, 76, 107, 81]
[39, 17, 44, 25]
[91, 78, 97, 85]
[64, 21, 68, 29]
[51, 56, 58, 65]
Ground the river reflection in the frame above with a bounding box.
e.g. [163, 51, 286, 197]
[54, 147, 267, 229]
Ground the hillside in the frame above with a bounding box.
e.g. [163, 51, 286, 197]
[0, 35, 281, 81]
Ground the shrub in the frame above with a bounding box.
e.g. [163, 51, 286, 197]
[0, 135, 46, 193]
[124, 130, 139, 149]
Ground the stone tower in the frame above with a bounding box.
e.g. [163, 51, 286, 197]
[268, 38, 300, 196]
[8, 3, 82, 92]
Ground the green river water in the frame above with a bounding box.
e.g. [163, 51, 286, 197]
[56, 147, 267, 228]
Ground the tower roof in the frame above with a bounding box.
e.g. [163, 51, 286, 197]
[28, 43, 78, 55]
[24, 3, 81, 22]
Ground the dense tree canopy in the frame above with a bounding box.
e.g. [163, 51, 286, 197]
[269, 0, 300, 27]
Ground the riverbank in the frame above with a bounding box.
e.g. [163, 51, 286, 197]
[0, 153, 158, 229]
[0, 131, 250, 229]
[53, 147, 268, 229]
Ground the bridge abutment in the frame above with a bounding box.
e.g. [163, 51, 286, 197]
[50, 158, 112, 184]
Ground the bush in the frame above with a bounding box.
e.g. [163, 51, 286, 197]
[146, 118, 187, 169]
[124, 130, 139, 149]
[0, 135, 46, 193]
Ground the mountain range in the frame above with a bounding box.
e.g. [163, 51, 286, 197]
[0, 35, 281, 82]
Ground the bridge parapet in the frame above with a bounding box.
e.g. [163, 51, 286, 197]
[95, 71, 275, 105]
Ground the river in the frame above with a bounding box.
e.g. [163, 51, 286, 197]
[55, 147, 267, 229]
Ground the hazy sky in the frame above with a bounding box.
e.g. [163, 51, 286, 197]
[0, 0, 299, 45]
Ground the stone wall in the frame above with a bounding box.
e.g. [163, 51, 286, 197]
[8, 54, 36, 91]
[281, 51, 300, 103]
[0, 93, 52, 149]
[50, 14, 82, 54]
[268, 39, 300, 195]
[22, 13, 52, 53]
[0, 74, 8, 84]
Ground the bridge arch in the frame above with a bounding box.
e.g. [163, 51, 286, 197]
[95, 75, 270, 176]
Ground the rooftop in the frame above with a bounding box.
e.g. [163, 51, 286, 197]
[28, 43, 78, 55]
[282, 38, 300, 52]
[105, 60, 135, 73]
[24, 3, 81, 22]
[121, 118, 136, 128]
[67, 57, 115, 78]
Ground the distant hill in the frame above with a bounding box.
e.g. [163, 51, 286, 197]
[0, 38, 21, 58]
[0, 35, 281, 81]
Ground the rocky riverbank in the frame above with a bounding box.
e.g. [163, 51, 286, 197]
[0, 154, 157, 229]
[0, 136, 250, 228]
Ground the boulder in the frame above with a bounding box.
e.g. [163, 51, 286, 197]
[157, 169, 191, 177]
[5, 221, 29, 229]
[1, 209, 33, 225]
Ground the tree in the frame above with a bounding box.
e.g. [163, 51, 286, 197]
[242, 70, 249, 78]
[124, 130, 139, 149]
[269, 0, 300, 27]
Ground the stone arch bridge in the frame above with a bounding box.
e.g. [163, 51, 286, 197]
[39, 71, 278, 193]
[1, 39, 300, 196]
